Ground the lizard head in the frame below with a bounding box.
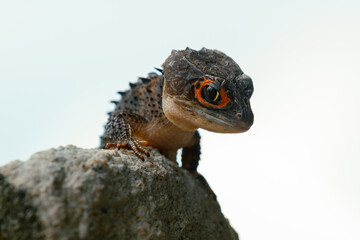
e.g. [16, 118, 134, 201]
[162, 47, 254, 133]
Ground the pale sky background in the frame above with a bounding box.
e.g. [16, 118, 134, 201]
[0, 0, 359, 239]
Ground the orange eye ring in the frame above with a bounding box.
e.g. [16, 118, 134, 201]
[193, 78, 231, 108]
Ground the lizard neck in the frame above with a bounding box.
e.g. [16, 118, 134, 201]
[162, 91, 199, 132]
[139, 115, 196, 151]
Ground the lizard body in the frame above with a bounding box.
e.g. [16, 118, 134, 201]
[100, 47, 254, 197]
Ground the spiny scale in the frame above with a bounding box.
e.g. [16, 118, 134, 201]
[129, 82, 138, 89]
[117, 91, 127, 96]
[139, 77, 151, 84]
[154, 67, 163, 74]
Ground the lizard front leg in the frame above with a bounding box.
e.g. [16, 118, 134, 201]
[181, 131, 216, 200]
[101, 112, 150, 160]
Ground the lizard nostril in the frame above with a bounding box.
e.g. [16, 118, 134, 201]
[236, 113, 242, 119]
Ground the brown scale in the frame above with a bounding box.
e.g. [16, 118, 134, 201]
[100, 48, 255, 199]
[101, 73, 192, 159]
[116, 75, 164, 119]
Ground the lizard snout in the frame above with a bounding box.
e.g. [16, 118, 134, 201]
[235, 106, 254, 129]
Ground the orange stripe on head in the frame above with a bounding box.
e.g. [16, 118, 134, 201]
[192, 77, 231, 108]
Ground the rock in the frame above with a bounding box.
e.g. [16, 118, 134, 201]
[0, 145, 238, 240]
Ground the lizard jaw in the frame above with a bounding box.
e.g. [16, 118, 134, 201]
[162, 94, 199, 131]
[163, 94, 252, 133]
[191, 107, 251, 133]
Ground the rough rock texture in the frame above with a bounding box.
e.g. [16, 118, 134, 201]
[0, 145, 238, 240]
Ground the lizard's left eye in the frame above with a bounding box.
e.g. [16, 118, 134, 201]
[193, 78, 231, 108]
[203, 85, 221, 103]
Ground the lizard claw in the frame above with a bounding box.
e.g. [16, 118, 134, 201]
[127, 139, 149, 161]
[105, 138, 150, 161]
[103, 113, 150, 161]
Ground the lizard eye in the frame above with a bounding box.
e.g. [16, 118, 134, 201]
[203, 85, 221, 103]
[192, 77, 231, 108]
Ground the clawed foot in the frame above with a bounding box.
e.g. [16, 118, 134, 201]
[190, 171, 217, 200]
[106, 139, 150, 161]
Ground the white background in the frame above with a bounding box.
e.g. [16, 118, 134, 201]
[1, 1, 359, 239]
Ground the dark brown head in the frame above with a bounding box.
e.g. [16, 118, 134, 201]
[162, 47, 254, 133]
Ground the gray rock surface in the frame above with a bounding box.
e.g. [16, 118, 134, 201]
[0, 145, 238, 240]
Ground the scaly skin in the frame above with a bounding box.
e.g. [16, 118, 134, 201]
[100, 47, 254, 199]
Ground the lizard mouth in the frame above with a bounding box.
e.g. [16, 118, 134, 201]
[173, 97, 252, 133]
[191, 106, 251, 133]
